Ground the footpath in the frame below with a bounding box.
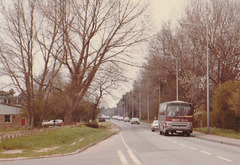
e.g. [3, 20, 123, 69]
[191, 131, 240, 147]
[141, 122, 240, 147]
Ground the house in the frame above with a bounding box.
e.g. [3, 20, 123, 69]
[0, 103, 26, 129]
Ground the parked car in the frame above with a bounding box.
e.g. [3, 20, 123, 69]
[55, 119, 64, 126]
[42, 119, 63, 127]
[151, 120, 159, 132]
[42, 120, 50, 127]
[124, 117, 130, 122]
[130, 117, 140, 124]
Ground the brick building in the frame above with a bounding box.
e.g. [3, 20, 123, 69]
[0, 96, 26, 129]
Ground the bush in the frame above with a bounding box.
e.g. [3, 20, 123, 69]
[211, 81, 240, 130]
[194, 110, 207, 127]
[86, 121, 99, 128]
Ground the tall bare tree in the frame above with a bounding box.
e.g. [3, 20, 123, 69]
[41, 0, 149, 124]
[0, 0, 62, 128]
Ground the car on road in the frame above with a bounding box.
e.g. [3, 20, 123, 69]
[124, 117, 130, 122]
[118, 116, 124, 121]
[112, 116, 120, 120]
[130, 117, 140, 124]
[151, 120, 159, 132]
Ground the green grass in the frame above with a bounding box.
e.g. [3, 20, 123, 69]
[194, 127, 240, 139]
[0, 123, 115, 159]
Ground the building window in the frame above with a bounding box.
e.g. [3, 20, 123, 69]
[5, 115, 11, 123]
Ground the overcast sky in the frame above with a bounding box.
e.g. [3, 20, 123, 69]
[106, 0, 188, 108]
[0, 0, 189, 108]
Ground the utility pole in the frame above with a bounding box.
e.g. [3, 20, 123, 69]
[176, 56, 179, 101]
[139, 86, 141, 120]
[147, 89, 150, 123]
[132, 91, 134, 118]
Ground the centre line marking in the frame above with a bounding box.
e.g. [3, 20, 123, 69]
[178, 143, 186, 147]
[117, 150, 129, 165]
[188, 146, 197, 150]
[217, 156, 233, 162]
[172, 140, 177, 144]
[200, 150, 212, 155]
[120, 133, 142, 165]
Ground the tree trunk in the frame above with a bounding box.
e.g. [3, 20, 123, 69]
[64, 106, 74, 125]
[37, 115, 44, 128]
[91, 104, 98, 121]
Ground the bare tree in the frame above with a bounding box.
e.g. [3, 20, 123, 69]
[181, 0, 240, 86]
[122, 0, 240, 122]
[0, 0, 62, 128]
[87, 63, 126, 120]
[41, 0, 149, 124]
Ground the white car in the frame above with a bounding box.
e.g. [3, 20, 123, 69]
[118, 116, 124, 121]
[42, 119, 63, 127]
[151, 120, 159, 132]
[130, 117, 140, 124]
[124, 117, 130, 122]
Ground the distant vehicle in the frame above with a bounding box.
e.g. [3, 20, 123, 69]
[42, 119, 63, 127]
[118, 116, 124, 121]
[55, 119, 64, 126]
[101, 115, 110, 120]
[130, 117, 140, 124]
[124, 117, 130, 122]
[98, 118, 105, 122]
[151, 120, 159, 132]
[104, 115, 111, 120]
[158, 101, 193, 136]
[112, 116, 119, 120]
[42, 120, 50, 127]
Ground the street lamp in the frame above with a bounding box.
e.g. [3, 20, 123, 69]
[180, 22, 210, 133]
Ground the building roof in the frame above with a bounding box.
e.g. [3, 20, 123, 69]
[0, 103, 21, 115]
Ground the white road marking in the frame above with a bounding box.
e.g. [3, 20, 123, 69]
[159, 135, 233, 163]
[200, 150, 212, 155]
[120, 133, 142, 165]
[178, 143, 186, 147]
[171, 140, 177, 144]
[117, 150, 129, 165]
[188, 146, 197, 150]
[217, 156, 233, 162]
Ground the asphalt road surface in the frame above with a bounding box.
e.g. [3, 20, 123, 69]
[1, 120, 239, 165]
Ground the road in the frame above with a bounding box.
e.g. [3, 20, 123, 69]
[1, 120, 239, 165]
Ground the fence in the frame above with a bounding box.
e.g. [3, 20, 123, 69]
[0, 127, 58, 140]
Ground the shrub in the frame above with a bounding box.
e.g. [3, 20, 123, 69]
[86, 121, 99, 128]
[211, 81, 240, 130]
[194, 110, 207, 127]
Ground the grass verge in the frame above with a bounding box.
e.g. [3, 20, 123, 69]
[0, 122, 116, 159]
[194, 127, 240, 139]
